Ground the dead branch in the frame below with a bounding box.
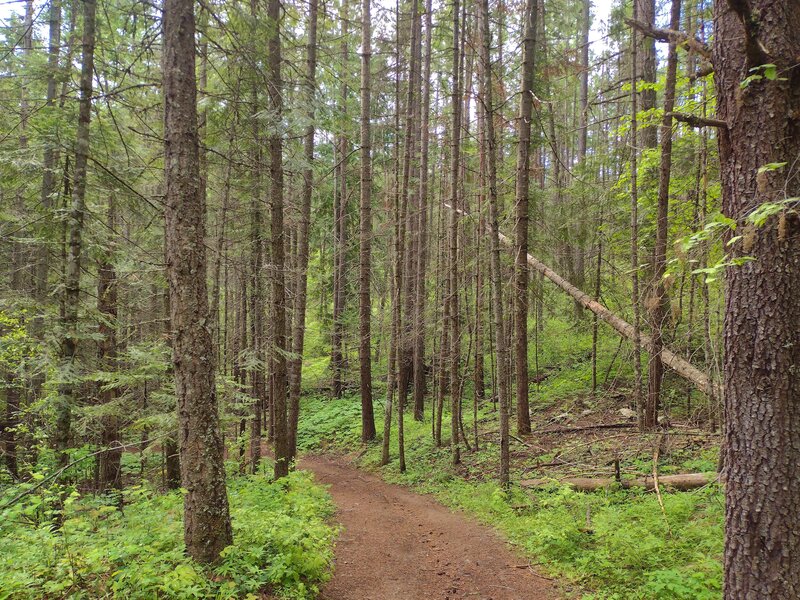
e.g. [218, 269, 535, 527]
[668, 112, 728, 129]
[625, 18, 712, 60]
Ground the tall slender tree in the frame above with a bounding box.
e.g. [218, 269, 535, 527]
[266, 0, 290, 478]
[58, 0, 97, 468]
[448, 0, 464, 467]
[478, 0, 510, 486]
[358, 0, 377, 442]
[513, 0, 537, 436]
[289, 0, 320, 458]
[644, 0, 681, 430]
[162, 0, 232, 562]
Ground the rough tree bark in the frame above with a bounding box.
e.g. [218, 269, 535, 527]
[513, 0, 537, 436]
[358, 0, 377, 442]
[163, 0, 232, 562]
[629, 5, 644, 431]
[714, 0, 800, 595]
[266, 0, 290, 479]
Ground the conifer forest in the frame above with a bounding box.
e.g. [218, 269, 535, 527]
[0, 0, 798, 596]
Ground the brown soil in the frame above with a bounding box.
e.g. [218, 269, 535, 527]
[300, 454, 559, 600]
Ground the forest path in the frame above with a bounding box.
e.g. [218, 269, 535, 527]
[300, 454, 560, 600]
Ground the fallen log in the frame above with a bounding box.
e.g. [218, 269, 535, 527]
[443, 203, 720, 398]
[538, 422, 636, 434]
[519, 472, 719, 492]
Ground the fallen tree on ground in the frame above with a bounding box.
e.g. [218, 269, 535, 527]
[519, 472, 718, 492]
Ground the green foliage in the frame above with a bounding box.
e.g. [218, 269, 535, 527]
[0, 471, 336, 599]
[740, 64, 787, 89]
[296, 395, 365, 452]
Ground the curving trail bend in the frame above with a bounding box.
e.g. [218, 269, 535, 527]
[300, 455, 560, 600]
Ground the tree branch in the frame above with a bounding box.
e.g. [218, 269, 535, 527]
[667, 112, 728, 129]
[626, 18, 712, 60]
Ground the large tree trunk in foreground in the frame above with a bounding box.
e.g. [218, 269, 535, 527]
[715, 0, 800, 596]
[163, 0, 232, 562]
[358, 0, 376, 442]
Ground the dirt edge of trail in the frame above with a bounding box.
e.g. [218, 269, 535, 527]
[300, 454, 561, 600]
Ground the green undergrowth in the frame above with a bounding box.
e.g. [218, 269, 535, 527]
[0, 470, 336, 599]
[298, 394, 723, 599]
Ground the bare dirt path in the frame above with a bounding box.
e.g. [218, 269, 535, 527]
[300, 454, 560, 600]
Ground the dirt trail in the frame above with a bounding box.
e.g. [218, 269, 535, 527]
[300, 455, 559, 600]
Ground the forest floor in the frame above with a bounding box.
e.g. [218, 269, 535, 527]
[292, 390, 724, 599]
[300, 453, 559, 600]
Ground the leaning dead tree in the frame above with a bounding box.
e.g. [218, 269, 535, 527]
[446, 204, 719, 398]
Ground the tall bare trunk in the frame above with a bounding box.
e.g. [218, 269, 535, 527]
[358, 0, 376, 442]
[266, 0, 289, 478]
[513, 0, 537, 436]
[58, 0, 97, 467]
[332, 4, 349, 399]
[644, 0, 681, 430]
[447, 0, 465, 467]
[411, 0, 433, 422]
[477, 0, 510, 486]
[629, 5, 644, 431]
[36, 0, 61, 303]
[289, 0, 320, 457]
[97, 197, 120, 491]
[163, 0, 232, 562]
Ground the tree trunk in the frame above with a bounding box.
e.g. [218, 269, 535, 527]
[629, 9, 644, 431]
[331, 4, 349, 399]
[289, 0, 320, 458]
[635, 0, 657, 149]
[58, 0, 97, 468]
[411, 0, 433, 423]
[36, 0, 61, 304]
[163, 0, 232, 562]
[714, 0, 800, 595]
[478, 0, 510, 486]
[644, 0, 681, 430]
[513, 0, 537, 436]
[266, 0, 290, 479]
[248, 2, 264, 474]
[447, 0, 465, 467]
[97, 196, 120, 491]
[358, 0, 376, 442]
